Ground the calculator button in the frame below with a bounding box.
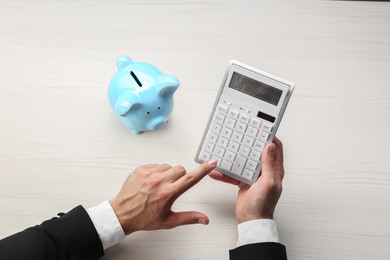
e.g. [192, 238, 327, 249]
[227, 141, 239, 152]
[250, 118, 262, 128]
[221, 160, 233, 171]
[214, 146, 225, 157]
[211, 123, 222, 134]
[239, 113, 250, 124]
[253, 140, 266, 152]
[203, 142, 215, 153]
[245, 159, 258, 172]
[238, 145, 251, 157]
[217, 105, 228, 115]
[227, 109, 239, 119]
[216, 136, 229, 148]
[232, 155, 247, 176]
[199, 151, 211, 161]
[206, 132, 218, 144]
[242, 169, 254, 181]
[246, 126, 258, 138]
[260, 122, 273, 133]
[231, 131, 243, 143]
[235, 122, 247, 133]
[249, 150, 262, 161]
[211, 155, 222, 166]
[257, 131, 270, 142]
[220, 127, 233, 139]
[242, 136, 255, 147]
[224, 117, 237, 129]
[214, 113, 225, 124]
[224, 150, 236, 162]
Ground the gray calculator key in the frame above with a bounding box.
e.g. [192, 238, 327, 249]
[203, 142, 215, 153]
[249, 150, 262, 161]
[211, 123, 222, 134]
[224, 117, 237, 129]
[253, 140, 265, 152]
[224, 150, 236, 162]
[206, 132, 218, 144]
[232, 131, 243, 143]
[235, 122, 247, 133]
[245, 159, 258, 172]
[232, 155, 247, 176]
[221, 127, 233, 138]
[238, 145, 251, 157]
[214, 146, 225, 157]
[217, 105, 228, 115]
[260, 122, 273, 133]
[227, 141, 239, 152]
[214, 113, 225, 125]
[216, 136, 229, 148]
[249, 118, 262, 128]
[199, 151, 211, 161]
[243, 136, 255, 147]
[246, 126, 258, 138]
[239, 113, 250, 124]
[242, 169, 254, 181]
[228, 109, 239, 119]
[258, 131, 269, 142]
[221, 160, 233, 171]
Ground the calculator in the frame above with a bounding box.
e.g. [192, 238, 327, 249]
[194, 60, 294, 184]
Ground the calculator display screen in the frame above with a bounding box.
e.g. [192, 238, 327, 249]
[228, 72, 283, 106]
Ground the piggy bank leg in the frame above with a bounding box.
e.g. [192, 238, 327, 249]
[132, 129, 143, 135]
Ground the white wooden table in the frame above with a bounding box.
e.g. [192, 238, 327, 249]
[1, 1, 389, 259]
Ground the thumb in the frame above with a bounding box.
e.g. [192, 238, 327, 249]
[168, 211, 209, 228]
[261, 143, 276, 178]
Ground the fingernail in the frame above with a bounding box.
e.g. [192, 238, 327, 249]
[198, 218, 207, 225]
[207, 159, 218, 167]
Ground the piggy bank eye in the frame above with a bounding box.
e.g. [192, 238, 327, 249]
[130, 71, 142, 87]
[158, 107, 160, 110]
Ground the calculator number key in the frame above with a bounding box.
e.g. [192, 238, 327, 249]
[220, 127, 233, 139]
[216, 136, 229, 148]
[203, 142, 215, 153]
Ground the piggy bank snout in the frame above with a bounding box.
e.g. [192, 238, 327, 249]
[148, 116, 167, 130]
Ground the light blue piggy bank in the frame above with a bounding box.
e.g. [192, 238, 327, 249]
[108, 56, 180, 135]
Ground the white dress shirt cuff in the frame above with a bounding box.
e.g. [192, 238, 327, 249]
[237, 219, 279, 246]
[86, 201, 126, 250]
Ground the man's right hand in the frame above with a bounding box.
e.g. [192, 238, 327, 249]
[209, 137, 284, 223]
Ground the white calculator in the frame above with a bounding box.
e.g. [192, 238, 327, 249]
[195, 60, 294, 184]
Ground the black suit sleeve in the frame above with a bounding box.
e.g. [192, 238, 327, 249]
[0, 205, 104, 260]
[229, 242, 287, 260]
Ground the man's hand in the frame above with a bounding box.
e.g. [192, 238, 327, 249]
[209, 137, 284, 223]
[109, 160, 217, 235]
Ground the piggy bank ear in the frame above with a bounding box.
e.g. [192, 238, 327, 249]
[116, 55, 132, 70]
[114, 92, 142, 116]
[156, 75, 180, 97]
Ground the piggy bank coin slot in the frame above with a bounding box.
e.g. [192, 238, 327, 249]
[130, 71, 142, 87]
